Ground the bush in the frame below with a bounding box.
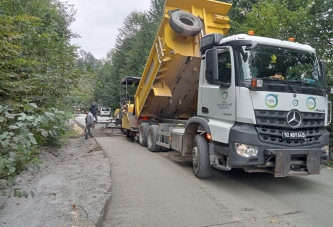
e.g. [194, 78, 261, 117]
[327, 93, 333, 161]
[0, 103, 70, 179]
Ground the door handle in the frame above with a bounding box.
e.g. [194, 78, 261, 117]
[202, 107, 209, 113]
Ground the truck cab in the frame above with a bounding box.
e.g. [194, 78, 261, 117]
[193, 33, 331, 177]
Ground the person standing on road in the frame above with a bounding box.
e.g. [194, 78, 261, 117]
[89, 102, 98, 122]
[85, 109, 94, 140]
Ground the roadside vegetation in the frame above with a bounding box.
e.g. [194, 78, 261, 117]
[326, 161, 333, 169]
[0, 0, 96, 185]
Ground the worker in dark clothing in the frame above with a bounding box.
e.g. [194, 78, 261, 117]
[89, 102, 98, 122]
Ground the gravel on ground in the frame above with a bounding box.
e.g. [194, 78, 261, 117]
[0, 120, 112, 227]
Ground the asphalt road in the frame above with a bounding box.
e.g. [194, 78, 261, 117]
[75, 114, 112, 125]
[75, 114, 112, 130]
[96, 135, 333, 227]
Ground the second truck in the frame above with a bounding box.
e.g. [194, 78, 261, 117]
[119, 0, 331, 178]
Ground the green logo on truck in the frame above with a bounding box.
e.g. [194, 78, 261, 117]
[306, 97, 316, 110]
[265, 94, 278, 108]
[222, 92, 228, 100]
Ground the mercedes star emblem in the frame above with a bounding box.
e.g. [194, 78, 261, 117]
[293, 94, 297, 98]
[286, 110, 302, 128]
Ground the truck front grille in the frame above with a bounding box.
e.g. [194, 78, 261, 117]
[255, 110, 325, 128]
[255, 110, 325, 146]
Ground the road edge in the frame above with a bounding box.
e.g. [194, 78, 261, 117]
[74, 117, 112, 227]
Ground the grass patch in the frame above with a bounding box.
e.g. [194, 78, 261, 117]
[63, 125, 83, 140]
[324, 160, 333, 169]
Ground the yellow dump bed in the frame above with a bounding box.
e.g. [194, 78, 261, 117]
[134, 0, 231, 119]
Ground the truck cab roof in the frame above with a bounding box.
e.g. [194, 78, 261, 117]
[220, 34, 315, 53]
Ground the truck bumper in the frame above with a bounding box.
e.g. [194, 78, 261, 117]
[265, 149, 322, 177]
[213, 123, 329, 177]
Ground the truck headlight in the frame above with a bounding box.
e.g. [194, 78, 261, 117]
[322, 145, 329, 155]
[235, 143, 259, 157]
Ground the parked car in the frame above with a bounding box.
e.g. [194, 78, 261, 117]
[100, 107, 111, 117]
[97, 105, 102, 116]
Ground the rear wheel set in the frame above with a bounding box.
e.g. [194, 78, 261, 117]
[143, 125, 169, 152]
[147, 125, 161, 152]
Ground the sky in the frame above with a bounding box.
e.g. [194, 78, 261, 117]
[65, 0, 152, 59]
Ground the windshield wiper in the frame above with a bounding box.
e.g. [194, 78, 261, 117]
[308, 81, 324, 96]
[287, 79, 324, 96]
[262, 77, 297, 93]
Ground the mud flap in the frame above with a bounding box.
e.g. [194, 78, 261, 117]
[275, 150, 322, 177]
[275, 150, 291, 177]
[306, 150, 321, 175]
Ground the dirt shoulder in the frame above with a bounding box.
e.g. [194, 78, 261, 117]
[0, 120, 112, 227]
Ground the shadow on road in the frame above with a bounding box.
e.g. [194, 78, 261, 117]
[157, 150, 320, 195]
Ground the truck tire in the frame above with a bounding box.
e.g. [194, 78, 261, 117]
[192, 135, 212, 178]
[147, 125, 161, 152]
[139, 123, 150, 147]
[169, 10, 203, 37]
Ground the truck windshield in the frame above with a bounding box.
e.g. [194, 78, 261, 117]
[237, 45, 325, 89]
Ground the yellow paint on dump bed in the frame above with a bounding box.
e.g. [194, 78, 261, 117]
[134, 0, 231, 119]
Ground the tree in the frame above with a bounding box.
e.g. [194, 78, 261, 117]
[219, 0, 259, 35]
[94, 0, 165, 110]
[0, 0, 88, 178]
[0, 0, 81, 109]
[225, 0, 333, 62]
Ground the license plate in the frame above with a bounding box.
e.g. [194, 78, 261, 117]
[282, 132, 306, 139]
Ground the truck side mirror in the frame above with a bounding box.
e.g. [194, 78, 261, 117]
[319, 61, 327, 82]
[319, 61, 329, 93]
[205, 48, 218, 83]
[319, 61, 327, 75]
[326, 87, 333, 94]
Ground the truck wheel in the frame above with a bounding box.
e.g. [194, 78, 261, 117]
[192, 135, 212, 178]
[139, 123, 150, 147]
[169, 10, 203, 37]
[147, 125, 161, 152]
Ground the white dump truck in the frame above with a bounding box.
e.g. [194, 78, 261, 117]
[119, 0, 331, 178]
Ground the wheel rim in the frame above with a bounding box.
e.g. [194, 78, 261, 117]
[180, 16, 194, 26]
[192, 146, 198, 167]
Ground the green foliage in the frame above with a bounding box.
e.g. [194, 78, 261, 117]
[1, 177, 36, 209]
[226, 0, 333, 67]
[240, 1, 309, 39]
[0, 104, 70, 178]
[0, 0, 87, 180]
[61, 125, 82, 140]
[221, 0, 258, 35]
[325, 69, 333, 159]
[0, 0, 81, 108]
[71, 51, 98, 109]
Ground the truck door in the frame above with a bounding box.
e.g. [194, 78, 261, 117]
[199, 47, 236, 124]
